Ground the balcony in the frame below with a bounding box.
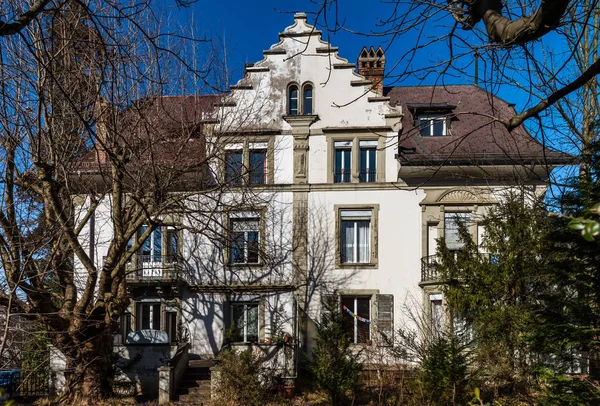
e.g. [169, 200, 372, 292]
[420, 255, 441, 283]
[125, 255, 188, 285]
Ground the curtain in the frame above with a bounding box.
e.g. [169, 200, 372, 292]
[357, 220, 370, 263]
[247, 305, 259, 341]
[341, 220, 354, 262]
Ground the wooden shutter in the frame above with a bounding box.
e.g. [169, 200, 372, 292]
[376, 294, 393, 346]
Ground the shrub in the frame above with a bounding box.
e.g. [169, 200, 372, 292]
[418, 335, 472, 406]
[213, 348, 267, 406]
[310, 296, 362, 406]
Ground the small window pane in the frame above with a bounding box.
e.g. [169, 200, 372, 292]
[247, 231, 259, 263]
[289, 86, 299, 115]
[225, 150, 243, 185]
[419, 118, 430, 136]
[152, 304, 161, 330]
[432, 119, 444, 136]
[231, 232, 245, 263]
[341, 297, 355, 338]
[341, 220, 355, 263]
[303, 85, 313, 115]
[356, 298, 370, 343]
[246, 305, 259, 342]
[249, 150, 266, 185]
[153, 228, 162, 262]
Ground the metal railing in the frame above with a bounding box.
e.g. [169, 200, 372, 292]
[14, 370, 50, 397]
[334, 169, 351, 183]
[420, 255, 441, 282]
[359, 169, 377, 182]
[125, 255, 187, 283]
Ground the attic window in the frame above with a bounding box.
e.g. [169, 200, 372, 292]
[417, 113, 447, 137]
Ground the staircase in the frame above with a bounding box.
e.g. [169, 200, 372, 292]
[176, 359, 215, 405]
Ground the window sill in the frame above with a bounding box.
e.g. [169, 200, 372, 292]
[337, 262, 378, 269]
[228, 262, 263, 268]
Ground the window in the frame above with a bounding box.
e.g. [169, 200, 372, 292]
[430, 293, 443, 336]
[224, 141, 271, 185]
[138, 225, 180, 263]
[342, 296, 371, 344]
[303, 84, 313, 115]
[230, 302, 259, 342]
[225, 149, 243, 185]
[288, 85, 299, 115]
[340, 209, 371, 264]
[229, 213, 260, 264]
[248, 148, 266, 185]
[137, 302, 161, 330]
[121, 311, 132, 339]
[444, 212, 470, 251]
[166, 310, 178, 343]
[334, 141, 352, 183]
[359, 140, 377, 182]
[418, 114, 447, 136]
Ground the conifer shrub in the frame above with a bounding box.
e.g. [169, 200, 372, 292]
[310, 296, 362, 406]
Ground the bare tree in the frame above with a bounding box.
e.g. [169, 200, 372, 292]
[305, 0, 598, 134]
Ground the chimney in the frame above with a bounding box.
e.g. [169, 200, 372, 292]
[357, 46, 386, 95]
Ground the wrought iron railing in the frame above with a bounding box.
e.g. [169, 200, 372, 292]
[125, 255, 187, 283]
[420, 255, 441, 282]
[359, 169, 377, 182]
[13, 370, 50, 397]
[334, 169, 351, 183]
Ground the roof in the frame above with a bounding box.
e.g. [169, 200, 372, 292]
[385, 85, 572, 166]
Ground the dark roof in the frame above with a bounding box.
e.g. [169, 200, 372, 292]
[385, 85, 572, 166]
[76, 95, 219, 173]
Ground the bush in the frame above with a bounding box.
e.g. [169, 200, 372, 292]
[213, 348, 267, 406]
[310, 297, 362, 406]
[417, 335, 472, 406]
[539, 373, 600, 406]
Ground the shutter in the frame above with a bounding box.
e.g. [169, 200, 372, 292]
[376, 294, 393, 346]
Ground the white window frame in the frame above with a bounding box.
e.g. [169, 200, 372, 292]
[418, 114, 447, 136]
[359, 140, 377, 183]
[340, 210, 372, 264]
[229, 212, 261, 265]
[341, 296, 372, 344]
[137, 302, 161, 331]
[230, 302, 259, 343]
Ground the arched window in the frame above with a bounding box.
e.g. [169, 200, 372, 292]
[302, 84, 313, 115]
[288, 85, 299, 115]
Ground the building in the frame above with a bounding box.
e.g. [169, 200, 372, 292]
[55, 12, 568, 402]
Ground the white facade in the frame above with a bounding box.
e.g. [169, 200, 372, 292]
[67, 13, 561, 395]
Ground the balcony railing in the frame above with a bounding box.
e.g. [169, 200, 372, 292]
[334, 169, 351, 183]
[421, 255, 441, 283]
[359, 169, 377, 183]
[125, 255, 187, 284]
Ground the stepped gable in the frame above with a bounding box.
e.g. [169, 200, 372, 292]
[387, 85, 571, 166]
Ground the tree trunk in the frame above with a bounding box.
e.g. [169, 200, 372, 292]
[60, 331, 114, 405]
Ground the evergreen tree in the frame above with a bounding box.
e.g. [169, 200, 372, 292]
[310, 296, 362, 406]
[533, 140, 600, 382]
[436, 191, 552, 395]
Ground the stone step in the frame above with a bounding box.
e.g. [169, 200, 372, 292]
[178, 386, 211, 396]
[177, 393, 212, 405]
[180, 378, 211, 387]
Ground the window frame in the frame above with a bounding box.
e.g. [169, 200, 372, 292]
[288, 84, 299, 116]
[302, 83, 314, 115]
[137, 302, 162, 331]
[229, 302, 260, 343]
[341, 296, 372, 344]
[327, 136, 383, 184]
[226, 210, 264, 266]
[359, 140, 377, 183]
[417, 113, 447, 137]
[222, 138, 274, 186]
[333, 141, 352, 183]
[335, 205, 379, 268]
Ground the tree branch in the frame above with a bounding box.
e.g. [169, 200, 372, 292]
[0, 0, 53, 37]
[506, 56, 600, 131]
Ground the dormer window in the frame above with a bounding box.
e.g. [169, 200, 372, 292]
[418, 114, 447, 137]
[287, 82, 315, 116]
[288, 85, 299, 115]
